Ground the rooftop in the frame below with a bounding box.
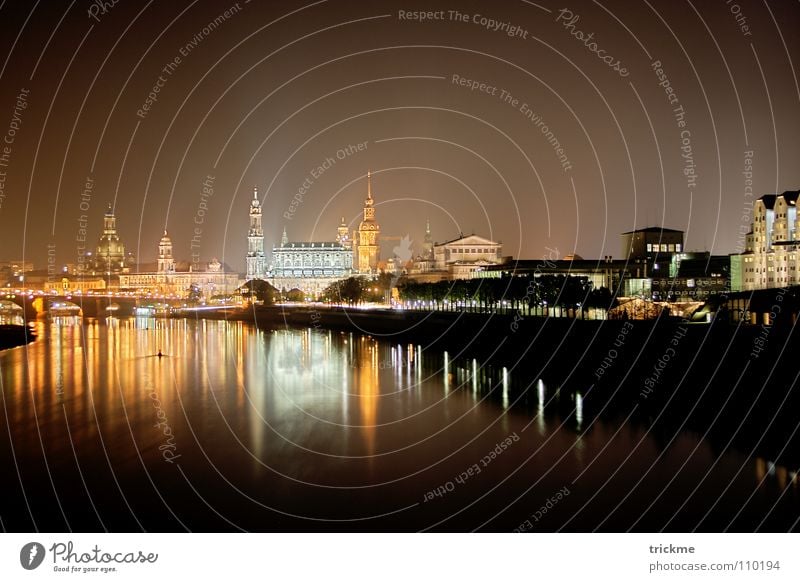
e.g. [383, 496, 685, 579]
[276, 242, 347, 249]
[621, 227, 684, 235]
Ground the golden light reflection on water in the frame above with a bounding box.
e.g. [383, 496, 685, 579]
[6, 316, 798, 496]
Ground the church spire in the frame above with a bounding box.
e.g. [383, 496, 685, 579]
[246, 186, 265, 279]
[366, 170, 372, 204]
[422, 218, 434, 261]
[281, 226, 288, 246]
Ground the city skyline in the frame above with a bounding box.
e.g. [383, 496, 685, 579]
[4, 0, 800, 556]
[0, 1, 798, 269]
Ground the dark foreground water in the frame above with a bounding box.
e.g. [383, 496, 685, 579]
[0, 316, 797, 532]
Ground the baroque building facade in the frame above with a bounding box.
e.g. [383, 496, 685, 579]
[434, 234, 503, 279]
[268, 232, 354, 297]
[245, 173, 380, 298]
[119, 231, 239, 297]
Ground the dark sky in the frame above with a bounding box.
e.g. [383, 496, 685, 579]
[0, 0, 798, 270]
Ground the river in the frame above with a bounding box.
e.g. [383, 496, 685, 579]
[0, 316, 796, 531]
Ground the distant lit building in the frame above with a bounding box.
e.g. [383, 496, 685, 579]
[336, 216, 352, 250]
[475, 256, 622, 291]
[620, 227, 684, 278]
[86, 204, 135, 275]
[44, 276, 107, 294]
[119, 231, 239, 297]
[650, 252, 729, 300]
[409, 219, 436, 275]
[422, 219, 434, 262]
[472, 226, 727, 301]
[730, 190, 800, 291]
[0, 260, 33, 287]
[268, 227, 354, 298]
[435, 233, 504, 279]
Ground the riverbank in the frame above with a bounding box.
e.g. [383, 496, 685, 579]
[0, 324, 36, 350]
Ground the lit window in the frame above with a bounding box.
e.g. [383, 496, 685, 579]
[668, 244, 675, 252]
[647, 244, 652, 252]
[676, 244, 682, 252]
[661, 244, 668, 252]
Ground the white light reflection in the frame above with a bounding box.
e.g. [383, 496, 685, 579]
[502, 367, 509, 409]
[443, 351, 450, 393]
[416, 345, 422, 384]
[471, 359, 477, 398]
[537, 379, 546, 434]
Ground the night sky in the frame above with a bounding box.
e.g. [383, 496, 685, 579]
[0, 0, 798, 270]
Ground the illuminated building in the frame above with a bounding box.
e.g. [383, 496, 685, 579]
[336, 216, 352, 249]
[119, 231, 239, 297]
[422, 218, 434, 261]
[268, 227, 354, 298]
[434, 234, 504, 279]
[409, 219, 436, 274]
[354, 171, 380, 273]
[246, 186, 267, 280]
[731, 190, 800, 291]
[87, 203, 135, 274]
[620, 227, 684, 278]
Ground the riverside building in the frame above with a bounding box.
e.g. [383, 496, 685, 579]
[730, 190, 800, 291]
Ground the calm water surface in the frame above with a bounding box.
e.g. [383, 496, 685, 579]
[0, 316, 797, 531]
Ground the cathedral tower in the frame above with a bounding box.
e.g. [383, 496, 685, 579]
[157, 230, 175, 274]
[246, 186, 266, 279]
[422, 218, 434, 261]
[355, 171, 380, 273]
[336, 216, 351, 249]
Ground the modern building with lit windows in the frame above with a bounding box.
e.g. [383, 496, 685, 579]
[730, 190, 800, 291]
[620, 226, 684, 277]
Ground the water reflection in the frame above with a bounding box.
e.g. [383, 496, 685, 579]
[1, 316, 798, 531]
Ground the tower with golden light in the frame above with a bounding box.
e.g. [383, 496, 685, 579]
[355, 171, 380, 273]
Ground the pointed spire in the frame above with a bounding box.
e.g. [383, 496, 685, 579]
[253, 185, 258, 199]
[367, 170, 372, 201]
[281, 226, 288, 246]
[426, 218, 430, 234]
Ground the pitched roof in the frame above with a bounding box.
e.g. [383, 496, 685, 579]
[758, 194, 777, 209]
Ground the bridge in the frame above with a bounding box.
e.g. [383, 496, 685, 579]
[3, 293, 141, 319]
